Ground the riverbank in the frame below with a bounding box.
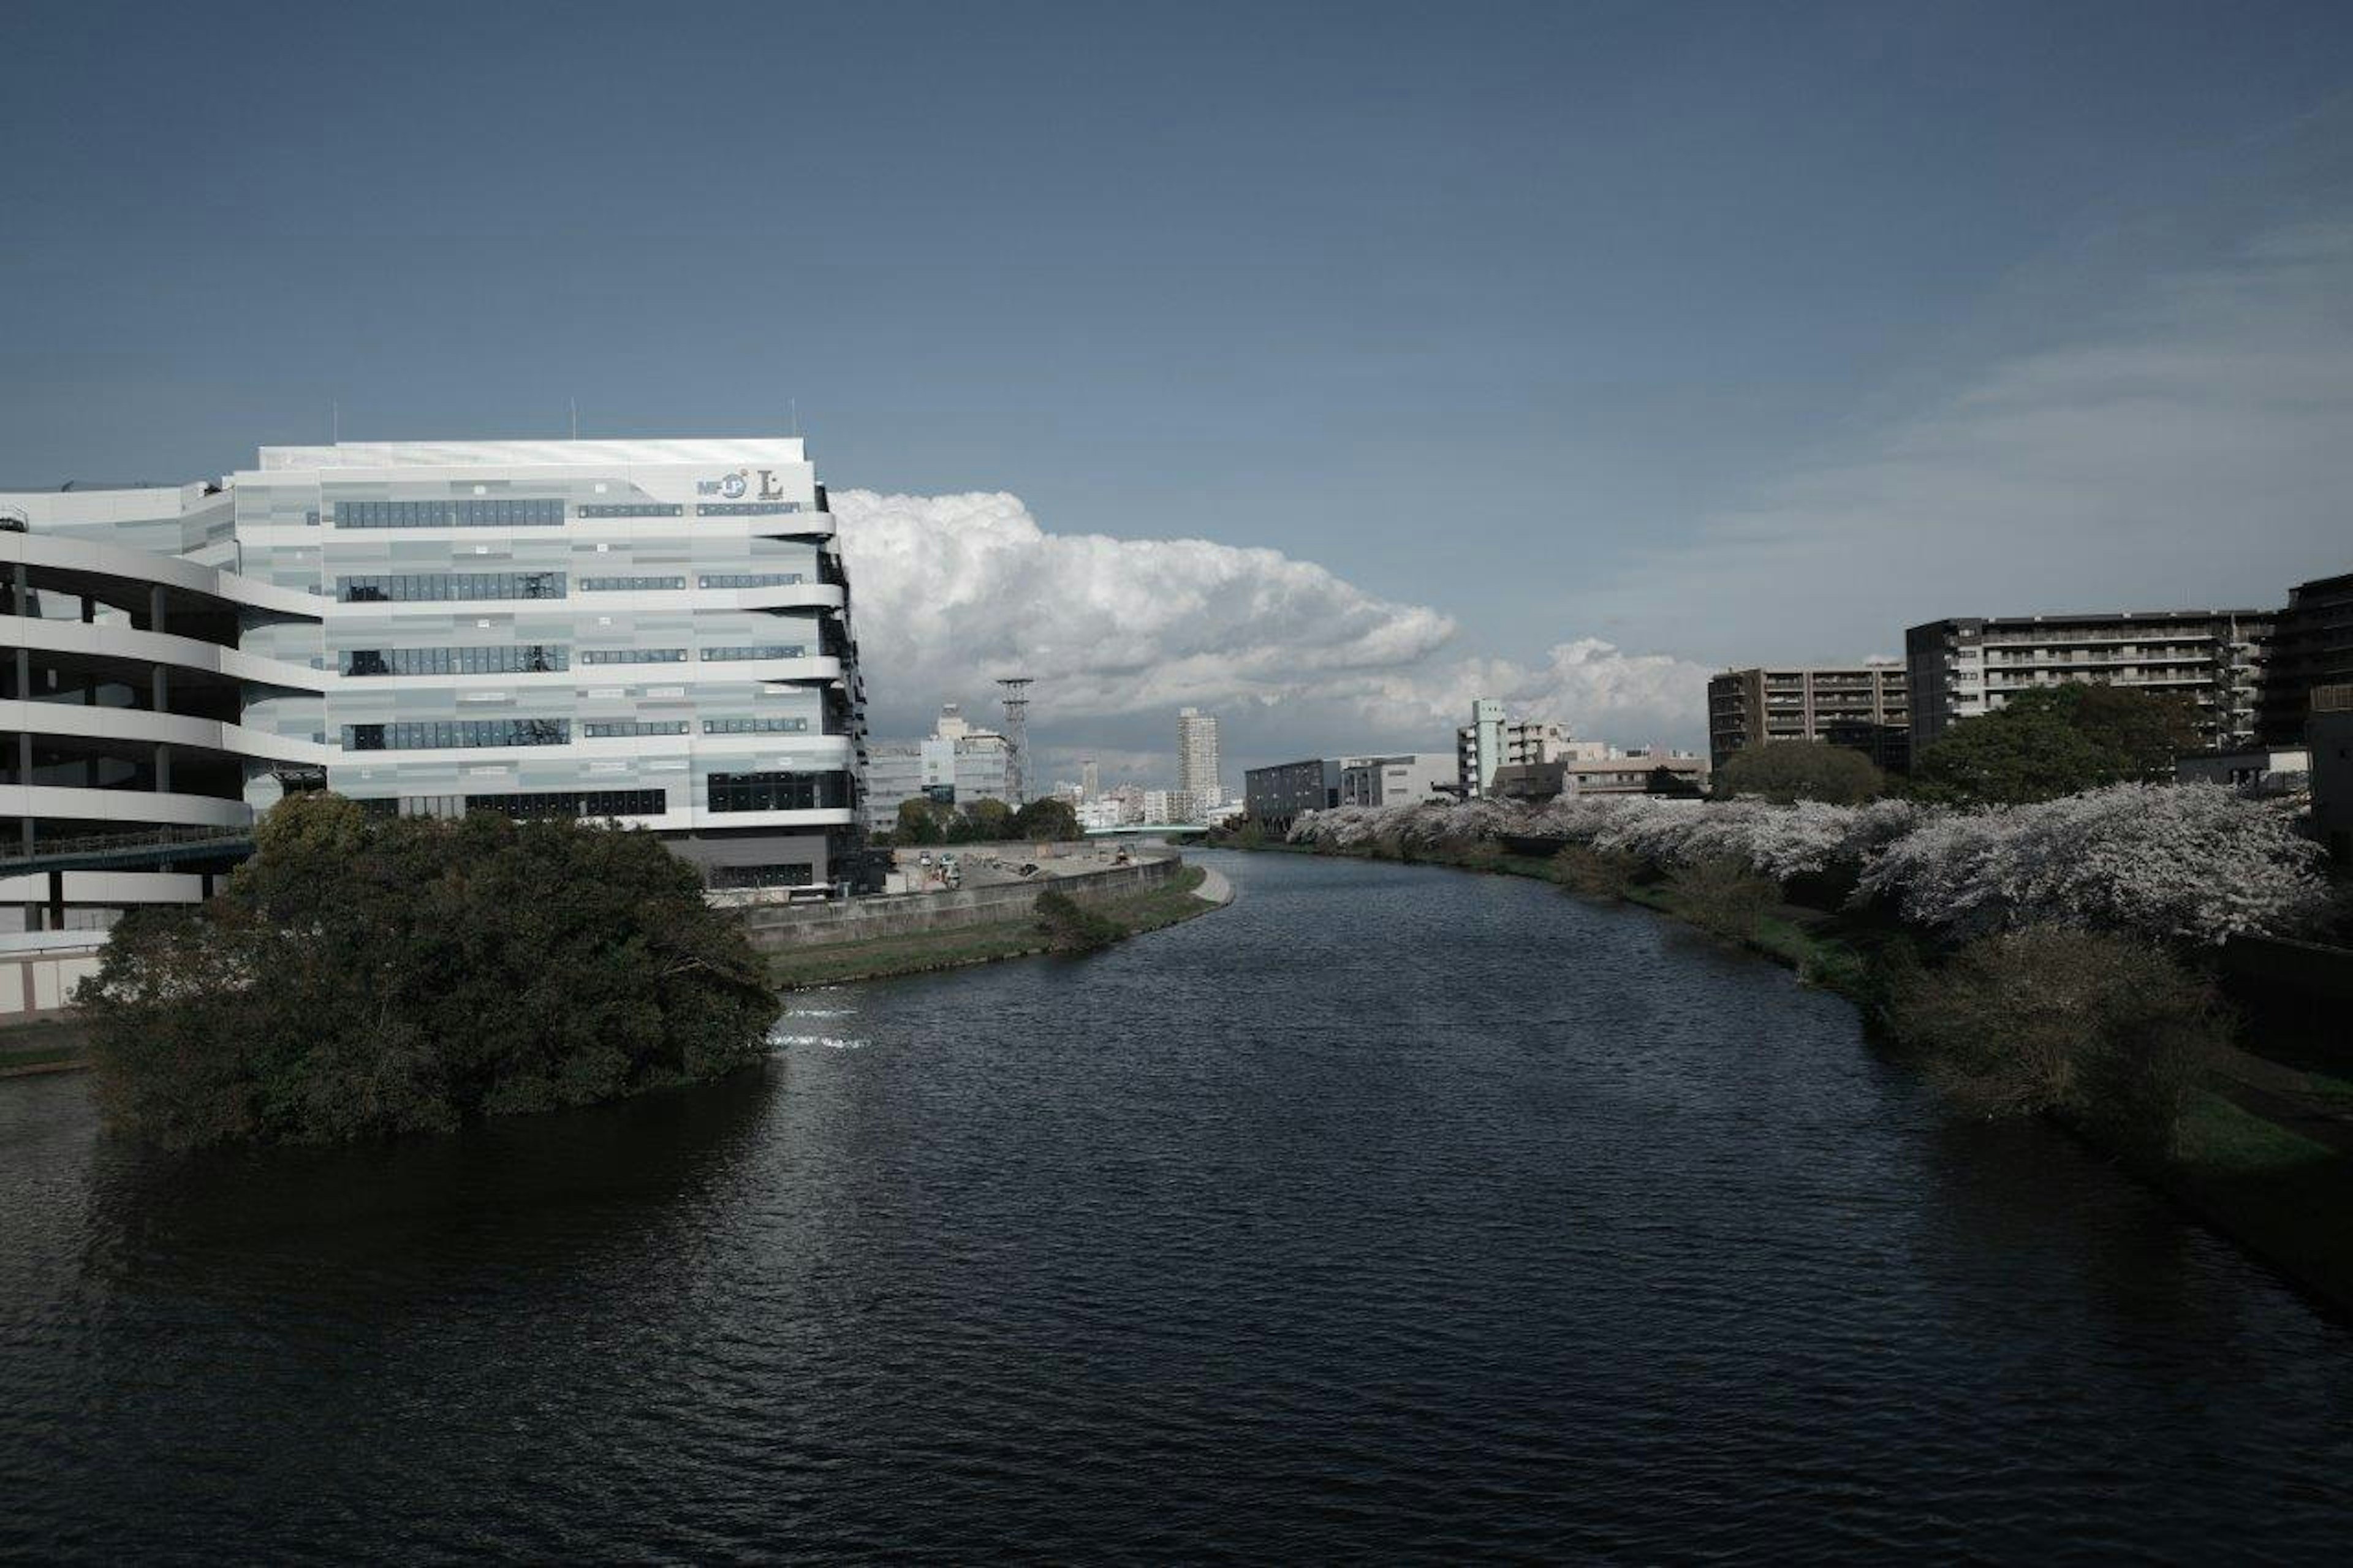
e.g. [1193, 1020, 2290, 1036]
[1245, 837, 2353, 1317]
[0, 1015, 90, 1077]
[767, 865, 1220, 988]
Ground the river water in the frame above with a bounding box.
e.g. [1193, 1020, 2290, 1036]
[2, 849, 2349, 1561]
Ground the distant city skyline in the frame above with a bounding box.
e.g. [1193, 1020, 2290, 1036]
[6, 1, 2349, 775]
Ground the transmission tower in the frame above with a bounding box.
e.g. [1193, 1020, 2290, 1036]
[996, 676, 1033, 805]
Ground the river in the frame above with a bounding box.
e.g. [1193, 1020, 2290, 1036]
[2, 849, 2348, 1561]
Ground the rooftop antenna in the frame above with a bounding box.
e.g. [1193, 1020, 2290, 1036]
[790, 398, 800, 437]
[331, 401, 339, 443]
[996, 676, 1033, 806]
[569, 398, 579, 440]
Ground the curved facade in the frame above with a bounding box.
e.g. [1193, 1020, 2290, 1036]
[1, 439, 868, 937]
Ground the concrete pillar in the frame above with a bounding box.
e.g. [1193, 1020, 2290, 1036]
[9, 564, 24, 620]
[11, 643, 25, 705]
[155, 743, 172, 793]
[151, 664, 167, 714]
[150, 583, 167, 635]
[45, 869, 63, 931]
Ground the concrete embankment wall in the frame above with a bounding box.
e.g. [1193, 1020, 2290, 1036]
[738, 854, 1183, 952]
[0, 938, 106, 1022]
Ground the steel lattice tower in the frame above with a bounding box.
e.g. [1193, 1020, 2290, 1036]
[996, 676, 1033, 805]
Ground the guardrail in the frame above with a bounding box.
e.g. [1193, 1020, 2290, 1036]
[0, 822, 254, 874]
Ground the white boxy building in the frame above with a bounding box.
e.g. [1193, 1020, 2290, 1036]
[0, 437, 867, 940]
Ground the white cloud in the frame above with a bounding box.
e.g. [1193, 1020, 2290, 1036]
[1601, 216, 2353, 659]
[833, 490, 1712, 760]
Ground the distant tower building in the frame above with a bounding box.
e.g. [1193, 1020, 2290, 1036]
[1080, 757, 1099, 801]
[996, 676, 1033, 805]
[1177, 707, 1221, 808]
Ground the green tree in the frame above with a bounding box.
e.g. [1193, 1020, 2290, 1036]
[1907, 681, 2199, 806]
[1010, 797, 1082, 841]
[2026, 684, 2202, 781]
[957, 797, 1015, 841]
[77, 793, 779, 1148]
[1885, 926, 2222, 1159]
[1714, 740, 1884, 805]
[895, 797, 945, 844]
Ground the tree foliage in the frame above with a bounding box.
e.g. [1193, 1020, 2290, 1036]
[1289, 782, 2325, 946]
[1886, 927, 2225, 1158]
[894, 797, 947, 845]
[1010, 797, 1082, 841]
[1908, 683, 2205, 807]
[77, 793, 779, 1148]
[1665, 857, 1776, 942]
[1715, 740, 1884, 805]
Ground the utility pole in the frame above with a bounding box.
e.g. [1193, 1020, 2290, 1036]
[996, 676, 1033, 806]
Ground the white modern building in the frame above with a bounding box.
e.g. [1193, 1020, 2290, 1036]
[1, 437, 868, 934]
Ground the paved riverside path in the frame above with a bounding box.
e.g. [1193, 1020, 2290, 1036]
[1191, 865, 1233, 905]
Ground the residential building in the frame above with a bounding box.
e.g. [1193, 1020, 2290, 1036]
[2309, 684, 2353, 865]
[862, 702, 1015, 832]
[1080, 757, 1099, 801]
[1456, 699, 1584, 797]
[1177, 708, 1220, 805]
[1707, 663, 1908, 772]
[2, 437, 867, 933]
[2259, 572, 2353, 746]
[1338, 753, 1455, 808]
[1245, 757, 1345, 834]
[1905, 610, 2272, 754]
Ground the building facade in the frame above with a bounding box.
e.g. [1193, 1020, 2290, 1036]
[1338, 753, 1454, 808]
[1905, 610, 2270, 754]
[1244, 757, 1344, 834]
[2308, 684, 2353, 865]
[2, 437, 868, 931]
[1176, 707, 1220, 806]
[862, 702, 1015, 832]
[2259, 572, 2353, 746]
[1707, 664, 1908, 772]
[1456, 700, 1581, 798]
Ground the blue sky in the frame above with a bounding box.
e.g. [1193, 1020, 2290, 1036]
[4, 1, 2349, 778]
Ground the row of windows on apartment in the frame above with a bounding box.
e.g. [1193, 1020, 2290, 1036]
[320, 500, 807, 528]
[341, 715, 814, 748]
[331, 572, 812, 603]
[339, 645, 806, 675]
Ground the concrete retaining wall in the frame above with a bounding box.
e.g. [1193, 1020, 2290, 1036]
[738, 854, 1183, 952]
[0, 942, 104, 1021]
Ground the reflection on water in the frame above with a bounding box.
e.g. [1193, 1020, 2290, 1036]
[2, 850, 2348, 1562]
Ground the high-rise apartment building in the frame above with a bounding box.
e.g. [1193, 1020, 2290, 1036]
[2259, 572, 2353, 746]
[1906, 610, 2271, 754]
[1707, 664, 1909, 772]
[2, 437, 867, 932]
[1080, 757, 1099, 801]
[1177, 707, 1220, 806]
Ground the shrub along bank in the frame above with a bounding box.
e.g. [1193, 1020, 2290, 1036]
[1278, 794, 2353, 1314]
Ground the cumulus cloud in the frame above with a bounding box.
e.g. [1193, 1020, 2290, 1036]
[833, 490, 1712, 761]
